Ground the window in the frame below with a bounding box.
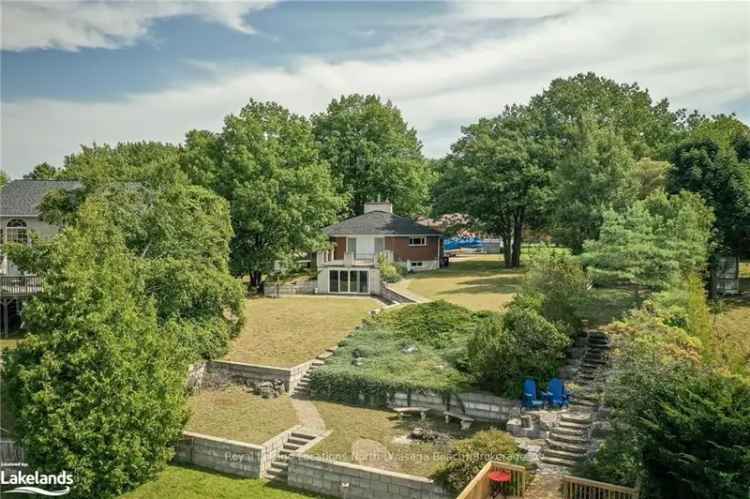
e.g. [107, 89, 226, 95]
[6, 219, 28, 245]
[408, 237, 426, 246]
[329, 270, 369, 294]
[411, 261, 423, 267]
[330, 270, 339, 292]
[346, 237, 357, 255]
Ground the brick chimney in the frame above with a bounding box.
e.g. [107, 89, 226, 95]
[363, 200, 393, 214]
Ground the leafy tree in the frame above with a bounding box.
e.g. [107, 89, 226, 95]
[467, 306, 570, 397]
[312, 94, 432, 216]
[38, 167, 244, 359]
[549, 114, 637, 253]
[433, 105, 554, 267]
[183, 100, 346, 289]
[631, 158, 670, 199]
[0, 170, 8, 187]
[58, 141, 179, 181]
[23, 161, 60, 180]
[2, 201, 186, 498]
[581, 191, 714, 301]
[529, 72, 686, 160]
[668, 130, 750, 256]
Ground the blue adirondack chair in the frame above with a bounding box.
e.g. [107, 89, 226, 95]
[544, 378, 569, 408]
[521, 379, 544, 410]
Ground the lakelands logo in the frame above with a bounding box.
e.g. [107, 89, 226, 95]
[1, 470, 73, 496]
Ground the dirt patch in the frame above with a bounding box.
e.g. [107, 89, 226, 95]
[352, 438, 400, 472]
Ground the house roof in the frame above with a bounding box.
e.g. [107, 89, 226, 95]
[0, 180, 83, 217]
[323, 210, 442, 237]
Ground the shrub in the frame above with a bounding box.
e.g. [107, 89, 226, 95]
[371, 300, 483, 348]
[467, 306, 571, 397]
[378, 253, 404, 283]
[516, 252, 588, 337]
[434, 430, 526, 493]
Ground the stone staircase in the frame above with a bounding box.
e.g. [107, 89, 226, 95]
[539, 331, 611, 469]
[292, 358, 325, 397]
[265, 430, 317, 481]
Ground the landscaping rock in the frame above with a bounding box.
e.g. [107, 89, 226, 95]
[591, 421, 612, 438]
[400, 345, 418, 354]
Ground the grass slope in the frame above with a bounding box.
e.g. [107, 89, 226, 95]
[226, 296, 379, 367]
[392, 254, 524, 311]
[186, 386, 299, 443]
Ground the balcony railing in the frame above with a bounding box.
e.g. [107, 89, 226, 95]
[0, 275, 43, 298]
[457, 461, 529, 499]
[318, 250, 393, 267]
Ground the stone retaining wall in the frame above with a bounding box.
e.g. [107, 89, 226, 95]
[391, 390, 520, 424]
[174, 432, 264, 478]
[380, 282, 416, 304]
[287, 454, 452, 499]
[205, 359, 313, 393]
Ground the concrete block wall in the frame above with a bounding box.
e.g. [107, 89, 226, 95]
[287, 454, 452, 499]
[259, 425, 301, 473]
[391, 391, 520, 424]
[205, 359, 313, 393]
[380, 283, 416, 304]
[174, 432, 263, 478]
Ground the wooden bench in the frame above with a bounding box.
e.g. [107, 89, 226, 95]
[444, 411, 475, 430]
[392, 407, 430, 421]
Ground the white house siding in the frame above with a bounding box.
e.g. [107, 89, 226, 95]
[316, 268, 380, 296]
[0, 216, 59, 275]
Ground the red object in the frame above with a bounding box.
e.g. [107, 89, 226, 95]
[489, 470, 511, 483]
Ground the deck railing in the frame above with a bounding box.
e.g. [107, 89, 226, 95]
[561, 475, 640, 499]
[0, 275, 43, 297]
[457, 461, 529, 499]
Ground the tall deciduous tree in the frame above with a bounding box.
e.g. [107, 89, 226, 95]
[183, 100, 346, 288]
[433, 105, 553, 267]
[529, 72, 686, 160]
[58, 141, 179, 181]
[312, 94, 432, 216]
[23, 162, 60, 180]
[0, 170, 8, 187]
[549, 114, 637, 253]
[667, 117, 750, 256]
[2, 201, 186, 498]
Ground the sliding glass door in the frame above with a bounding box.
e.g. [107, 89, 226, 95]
[328, 270, 369, 294]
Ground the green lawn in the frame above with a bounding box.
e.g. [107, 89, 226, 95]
[579, 287, 638, 328]
[310, 401, 495, 478]
[121, 465, 328, 499]
[186, 386, 299, 443]
[225, 296, 380, 367]
[392, 254, 524, 311]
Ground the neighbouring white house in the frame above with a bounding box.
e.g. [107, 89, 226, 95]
[1, 180, 82, 335]
[0, 180, 81, 276]
[315, 201, 444, 295]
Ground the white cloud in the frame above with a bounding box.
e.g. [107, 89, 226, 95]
[1, 0, 275, 51]
[2, 1, 748, 176]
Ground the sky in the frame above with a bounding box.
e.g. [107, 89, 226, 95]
[1, 1, 749, 178]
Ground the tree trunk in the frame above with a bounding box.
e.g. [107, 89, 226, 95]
[511, 221, 524, 268]
[501, 232, 513, 268]
[249, 271, 263, 292]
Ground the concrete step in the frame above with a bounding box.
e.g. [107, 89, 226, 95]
[550, 432, 588, 444]
[540, 456, 577, 468]
[569, 399, 596, 408]
[283, 443, 301, 451]
[561, 414, 592, 425]
[312, 360, 325, 367]
[287, 436, 311, 446]
[553, 427, 586, 437]
[544, 448, 586, 461]
[316, 351, 334, 361]
[265, 466, 288, 480]
[558, 420, 589, 430]
[547, 438, 588, 454]
[291, 432, 316, 440]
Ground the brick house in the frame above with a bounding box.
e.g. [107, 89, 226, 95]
[315, 201, 443, 295]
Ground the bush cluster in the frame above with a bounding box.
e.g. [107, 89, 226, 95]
[377, 253, 406, 283]
[434, 430, 527, 493]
